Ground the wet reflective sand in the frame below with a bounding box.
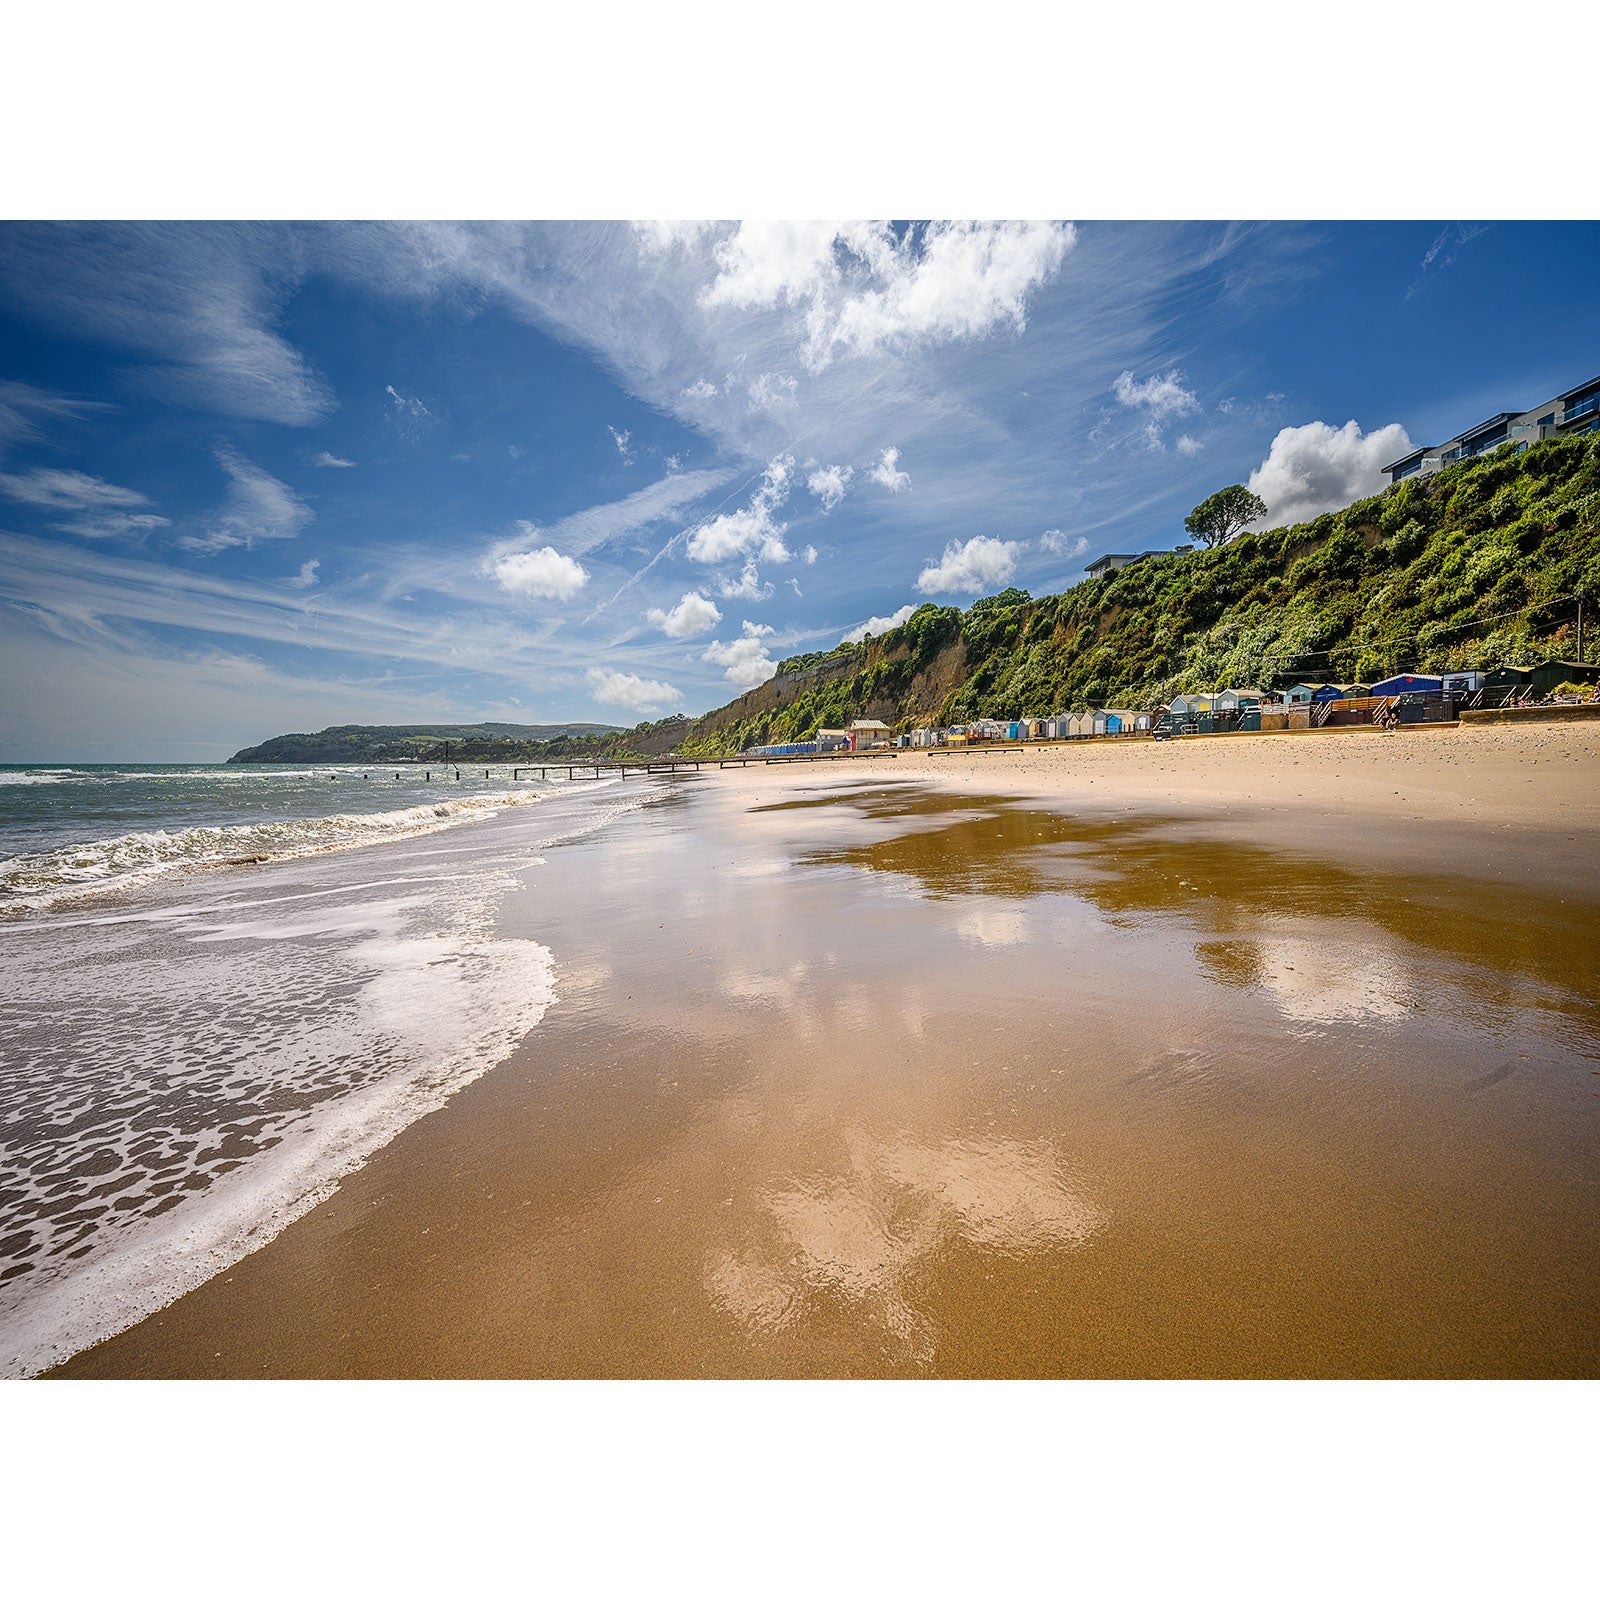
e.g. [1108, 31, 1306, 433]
[55, 774, 1600, 1377]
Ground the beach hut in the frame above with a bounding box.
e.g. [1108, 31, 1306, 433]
[1101, 708, 1140, 735]
[1281, 684, 1327, 704]
[1368, 673, 1442, 698]
[1481, 666, 1532, 704]
[815, 728, 851, 753]
[846, 718, 893, 751]
[1215, 688, 1266, 712]
[1528, 659, 1600, 698]
[1310, 683, 1367, 703]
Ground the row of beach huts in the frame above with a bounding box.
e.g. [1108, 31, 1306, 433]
[743, 658, 1600, 756]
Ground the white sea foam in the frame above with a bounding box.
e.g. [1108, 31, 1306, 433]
[0, 907, 557, 1379]
[0, 789, 543, 912]
[0, 776, 655, 1378]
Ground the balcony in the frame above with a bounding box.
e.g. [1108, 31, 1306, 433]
[1563, 393, 1600, 424]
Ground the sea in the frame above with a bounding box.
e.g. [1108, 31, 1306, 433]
[0, 761, 653, 1377]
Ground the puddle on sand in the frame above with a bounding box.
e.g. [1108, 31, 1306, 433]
[784, 787, 1600, 1045]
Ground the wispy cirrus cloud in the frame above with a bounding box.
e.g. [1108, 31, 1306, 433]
[178, 445, 312, 555]
[0, 465, 170, 541]
[0, 379, 113, 452]
[1406, 223, 1493, 299]
[0, 466, 152, 512]
[0, 224, 334, 425]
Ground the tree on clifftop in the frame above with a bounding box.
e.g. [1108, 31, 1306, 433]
[1185, 485, 1268, 547]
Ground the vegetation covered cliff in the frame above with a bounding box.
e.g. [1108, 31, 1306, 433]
[666, 429, 1600, 753]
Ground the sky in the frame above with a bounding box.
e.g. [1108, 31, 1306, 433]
[1, 219, 1597, 761]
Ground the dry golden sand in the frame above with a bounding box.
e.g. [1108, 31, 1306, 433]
[53, 722, 1600, 1378]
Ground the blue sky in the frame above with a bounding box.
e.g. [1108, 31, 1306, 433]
[1, 220, 1596, 760]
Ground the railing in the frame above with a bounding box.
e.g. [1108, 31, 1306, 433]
[1564, 394, 1600, 424]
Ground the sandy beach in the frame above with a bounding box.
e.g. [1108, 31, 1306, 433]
[52, 722, 1600, 1378]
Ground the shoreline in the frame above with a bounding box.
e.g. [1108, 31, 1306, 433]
[47, 721, 1600, 1378]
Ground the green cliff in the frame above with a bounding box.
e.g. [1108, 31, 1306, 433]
[668, 429, 1600, 753]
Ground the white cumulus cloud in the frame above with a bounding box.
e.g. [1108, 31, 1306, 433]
[312, 451, 355, 468]
[807, 462, 853, 511]
[608, 425, 635, 464]
[1246, 419, 1413, 528]
[748, 372, 798, 409]
[842, 603, 916, 644]
[693, 221, 1075, 371]
[287, 558, 320, 588]
[869, 447, 910, 494]
[703, 620, 779, 688]
[686, 455, 793, 564]
[1176, 435, 1203, 456]
[1113, 369, 1200, 419]
[916, 535, 1021, 595]
[491, 540, 590, 600]
[718, 560, 774, 601]
[647, 590, 722, 638]
[587, 667, 683, 713]
[1039, 529, 1088, 558]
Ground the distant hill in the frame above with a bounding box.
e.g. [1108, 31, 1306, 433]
[636, 429, 1600, 754]
[228, 721, 628, 763]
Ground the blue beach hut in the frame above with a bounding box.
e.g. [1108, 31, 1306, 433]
[1368, 673, 1442, 697]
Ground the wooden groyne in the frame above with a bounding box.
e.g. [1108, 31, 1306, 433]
[512, 759, 705, 781]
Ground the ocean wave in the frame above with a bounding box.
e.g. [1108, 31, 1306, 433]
[0, 872, 559, 1379]
[0, 789, 544, 912]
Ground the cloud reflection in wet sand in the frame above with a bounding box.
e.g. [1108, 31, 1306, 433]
[706, 1135, 1103, 1363]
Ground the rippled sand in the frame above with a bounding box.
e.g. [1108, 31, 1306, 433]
[53, 745, 1600, 1378]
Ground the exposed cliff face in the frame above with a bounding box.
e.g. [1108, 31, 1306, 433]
[660, 431, 1600, 755]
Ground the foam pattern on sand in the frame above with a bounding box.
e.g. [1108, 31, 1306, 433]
[0, 780, 648, 1377]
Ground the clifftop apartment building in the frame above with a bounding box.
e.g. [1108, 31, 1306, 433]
[1384, 370, 1600, 485]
